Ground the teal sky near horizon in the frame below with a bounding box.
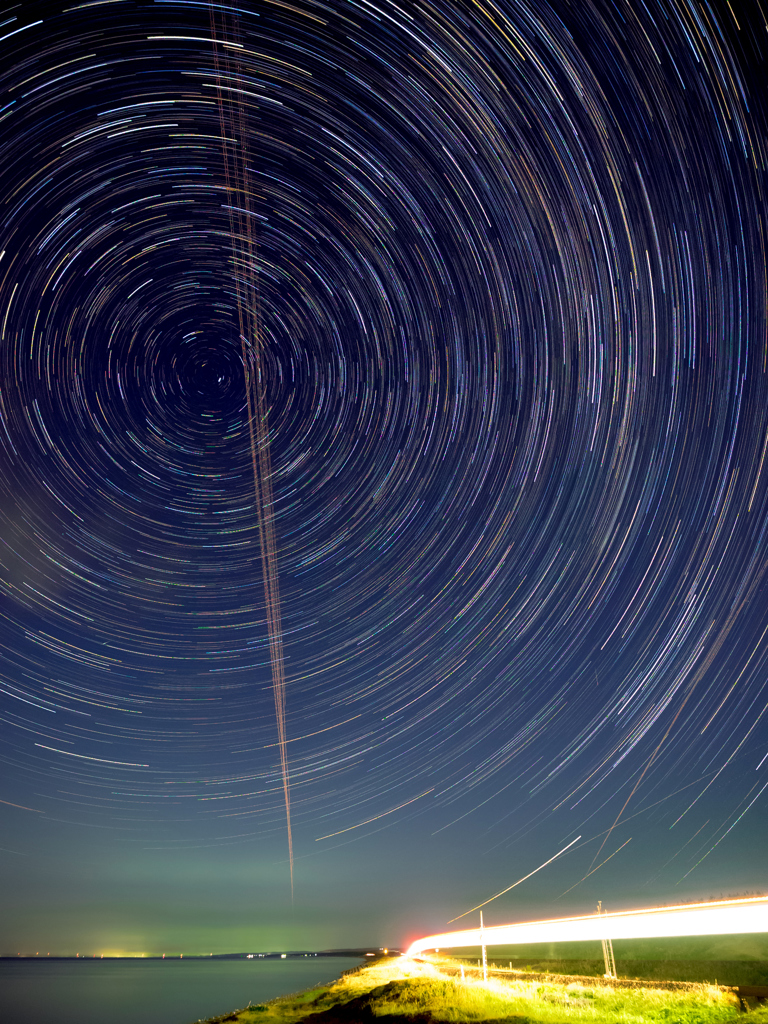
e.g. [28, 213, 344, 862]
[1, 0, 767, 957]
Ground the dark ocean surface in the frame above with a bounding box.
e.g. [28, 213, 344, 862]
[0, 956, 361, 1024]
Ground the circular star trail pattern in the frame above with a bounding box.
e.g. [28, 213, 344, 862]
[0, 0, 767, 884]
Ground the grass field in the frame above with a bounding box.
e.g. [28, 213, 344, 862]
[197, 953, 768, 1024]
[449, 933, 768, 965]
[448, 933, 768, 987]
[454, 933, 768, 962]
[455, 958, 768, 987]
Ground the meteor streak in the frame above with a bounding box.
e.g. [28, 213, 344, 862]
[448, 836, 582, 923]
[554, 838, 633, 899]
[407, 895, 768, 956]
[209, 5, 292, 893]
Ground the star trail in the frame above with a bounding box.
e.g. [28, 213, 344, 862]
[209, 0, 294, 894]
[0, 0, 766, 953]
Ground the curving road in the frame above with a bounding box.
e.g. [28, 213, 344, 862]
[406, 896, 768, 956]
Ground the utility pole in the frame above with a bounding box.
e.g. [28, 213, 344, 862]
[480, 910, 488, 981]
[597, 901, 616, 978]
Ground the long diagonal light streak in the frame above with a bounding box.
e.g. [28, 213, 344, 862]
[447, 836, 581, 923]
[209, 6, 293, 895]
[315, 789, 435, 842]
[554, 837, 632, 899]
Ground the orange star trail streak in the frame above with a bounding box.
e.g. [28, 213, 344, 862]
[209, 3, 293, 896]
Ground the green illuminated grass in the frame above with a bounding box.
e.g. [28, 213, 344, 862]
[464, 957, 768, 987]
[198, 954, 756, 1024]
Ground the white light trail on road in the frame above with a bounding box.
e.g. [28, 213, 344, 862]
[406, 896, 768, 956]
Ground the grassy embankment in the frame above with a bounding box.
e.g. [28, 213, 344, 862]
[451, 935, 768, 987]
[468, 958, 768, 987]
[195, 953, 768, 1024]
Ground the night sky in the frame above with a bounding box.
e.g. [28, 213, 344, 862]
[1, 0, 767, 958]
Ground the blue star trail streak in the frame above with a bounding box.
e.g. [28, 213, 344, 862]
[0, 0, 766, 938]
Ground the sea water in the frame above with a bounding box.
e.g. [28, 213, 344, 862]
[0, 956, 362, 1024]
